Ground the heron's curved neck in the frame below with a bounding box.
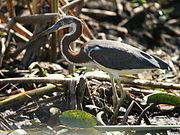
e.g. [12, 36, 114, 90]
[60, 20, 90, 65]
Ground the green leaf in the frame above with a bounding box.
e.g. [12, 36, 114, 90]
[30, 120, 41, 127]
[142, 93, 180, 107]
[73, 67, 87, 73]
[161, 7, 174, 16]
[59, 110, 97, 128]
[131, 0, 147, 4]
[0, 32, 7, 37]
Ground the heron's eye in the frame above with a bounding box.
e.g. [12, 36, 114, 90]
[59, 22, 63, 26]
[56, 20, 63, 26]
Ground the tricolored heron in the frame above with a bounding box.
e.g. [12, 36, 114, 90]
[32, 16, 170, 122]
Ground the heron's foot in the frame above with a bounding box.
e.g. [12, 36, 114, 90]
[111, 95, 126, 124]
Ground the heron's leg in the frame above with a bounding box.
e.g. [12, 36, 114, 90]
[109, 74, 118, 111]
[112, 77, 126, 122]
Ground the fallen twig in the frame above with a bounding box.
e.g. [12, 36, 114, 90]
[12, 13, 59, 25]
[61, 0, 83, 15]
[0, 13, 32, 39]
[136, 103, 157, 125]
[94, 125, 180, 132]
[0, 71, 179, 90]
[84, 71, 180, 90]
[0, 84, 63, 109]
[82, 8, 117, 18]
[0, 77, 78, 85]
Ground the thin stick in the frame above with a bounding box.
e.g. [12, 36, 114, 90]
[0, 77, 79, 85]
[25, 0, 33, 15]
[134, 101, 151, 125]
[136, 103, 157, 125]
[121, 100, 135, 125]
[95, 125, 180, 132]
[6, 0, 16, 17]
[0, 84, 63, 109]
[1, 73, 180, 90]
[84, 71, 180, 90]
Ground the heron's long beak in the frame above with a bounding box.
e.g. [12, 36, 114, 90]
[30, 23, 62, 42]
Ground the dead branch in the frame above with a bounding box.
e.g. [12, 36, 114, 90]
[82, 8, 117, 18]
[0, 84, 63, 109]
[0, 12, 32, 39]
[0, 77, 79, 85]
[0, 37, 6, 67]
[61, 0, 84, 15]
[6, 0, 16, 18]
[0, 72, 180, 90]
[101, 22, 128, 35]
[60, 0, 95, 40]
[12, 13, 59, 25]
[84, 71, 180, 90]
[25, 0, 33, 15]
[9, 28, 29, 42]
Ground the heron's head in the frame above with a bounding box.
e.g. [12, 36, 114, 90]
[31, 16, 82, 42]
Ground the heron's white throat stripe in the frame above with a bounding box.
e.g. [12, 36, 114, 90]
[60, 22, 77, 64]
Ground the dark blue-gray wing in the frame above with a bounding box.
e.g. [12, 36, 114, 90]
[84, 40, 169, 70]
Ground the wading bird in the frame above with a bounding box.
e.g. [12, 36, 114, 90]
[32, 16, 170, 122]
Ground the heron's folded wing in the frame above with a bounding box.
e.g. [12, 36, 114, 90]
[87, 45, 159, 70]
